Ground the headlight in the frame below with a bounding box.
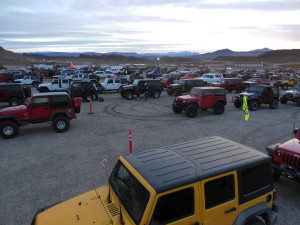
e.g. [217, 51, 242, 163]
[275, 149, 282, 157]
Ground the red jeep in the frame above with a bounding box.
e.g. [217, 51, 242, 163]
[172, 87, 227, 117]
[211, 78, 244, 93]
[266, 127, 300, 182]
[0, 92, 81, 139]
[243, 78, 271, 88]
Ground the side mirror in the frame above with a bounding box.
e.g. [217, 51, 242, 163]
[293, 128, 298, 135]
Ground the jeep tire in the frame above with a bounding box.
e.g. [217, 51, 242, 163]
[172, 105, 183, 113]
[39, 87, 49, 93]
[125, 91, 133, 100]
[0, 121, 19, 139]
[153, 90, 161, 98]
[214, 103, 225, 115]
[52, 116, 70, 133]
[175, 89, 182, 96]
[269, 99, 279, 109]
[167, 90, 173, 95]
[185, 105, 198, 118]
[280, 98, 287, 104]
[234, 101, 242, 108]
[246, 218, 265, 225]
[282, 83, 288, 90]
[9, 98, 21, 106]
[249, 100, 259, 111]
[297, 98, 300, 107]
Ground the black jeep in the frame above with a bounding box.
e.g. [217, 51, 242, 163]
[120, 79, 163, 100]
[167, 79, 207, 96]
[280, 83, 300, 106]
[0, 83, 31, 106]
[69, 81, 98, 102]
[234, 85, 279, 111]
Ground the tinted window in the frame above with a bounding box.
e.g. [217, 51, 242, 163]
[10, 85, 21, 92]
[52, 80, 59, 85]
[0, 85, 9, 91]
[204, 90, 213, 96]
[152, 188, 194, 223]
[72, 82, 81, 88]
[50, 95, 71, 108]
[62, 79, 69, 84]
[82, 82, 92, 89]
[32, 97, 48, 107]
[115, 79, 120, 83]
[214, 89, 225, 96]
[242, 163, 271, 195]
[205, 174, 235, 209]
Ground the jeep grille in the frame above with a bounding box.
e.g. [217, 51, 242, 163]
[282, 153, 300, 170]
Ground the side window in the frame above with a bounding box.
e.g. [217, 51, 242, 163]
[213, 89, 225, 96]
[10, 85, 21, 92]
[82, 83, 92, 89]
[52, 80, 59, 85]
[204, 174, 235, 209]
[0, 85, 9, 91]
[204, 90, 212, 97]
[241, 163, 271, 195]
[32, 97, 48, 107]
[50, 95, 71, 108]
[108, 79, 113, 84]
[62, 79, 69, 84]
[115, 79, 120, 84]
[152, 188, 194, 223]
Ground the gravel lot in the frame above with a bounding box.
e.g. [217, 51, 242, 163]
[1, 87, 300, 225]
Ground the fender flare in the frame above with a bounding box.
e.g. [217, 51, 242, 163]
[0, 115, 22, 125]
[50, 111, 72, 121]
[266, 143, 281, 156]
[233, 202, 273, 225]
[213, 100, 226, 108]
[184, 101, 199, 109]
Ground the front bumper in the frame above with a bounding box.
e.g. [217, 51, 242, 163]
[272, 162, 300, 180]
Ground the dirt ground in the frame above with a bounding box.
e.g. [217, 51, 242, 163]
[0, 88, 300, 225]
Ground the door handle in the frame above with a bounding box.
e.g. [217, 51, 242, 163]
[224, 207, 236, 214]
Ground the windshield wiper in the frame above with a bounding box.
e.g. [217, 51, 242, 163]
[120, 206, 125, 225]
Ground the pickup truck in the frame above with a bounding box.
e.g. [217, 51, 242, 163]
[38, 78, 72, 92]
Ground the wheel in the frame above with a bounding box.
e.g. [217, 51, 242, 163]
[172, 105, 183, 113]
[32, 82, 39, 87]
[236, 86, 243, 93]
[174, 89, 182, 96]
[9, 98, 21, 106]
[39, 87, 49, 93]
[0, 121, 19, 139]
[84, 94, 93, 102]
[213, 103, 225, 115]
[246, 218, 265, 225]
[125, 91, 133, 100]
[269, 99, 279, 109]
[74, 107, 81, 113]
[297, 98, 300, 107]
[273, 169, 281, 181]
[249, 100, 259, 111]
[167, 90, 173, 95]
[24, 86, 32, 98]
[153, 90, 160, 98]
[282, 84, 288, 90]
[185, 105, 198, 118]
[234, 100, 242, 108]
[52, 116, 70, 133]
[280, 98, 287, 104]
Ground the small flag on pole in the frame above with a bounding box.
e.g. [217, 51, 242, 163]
[70, 62, 75, 68]
[242, 95, 249, 121]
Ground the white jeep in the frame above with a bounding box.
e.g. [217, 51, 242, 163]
[100, 78, 128, 91]
[38, 78, 72, 92]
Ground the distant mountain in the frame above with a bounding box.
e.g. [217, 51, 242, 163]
[0, 46, 36, 66]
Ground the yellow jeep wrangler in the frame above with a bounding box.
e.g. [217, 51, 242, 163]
[31, 136, 278, 225]
[275, 76, 296, 90]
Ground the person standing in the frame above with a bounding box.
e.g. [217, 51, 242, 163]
[144, 82, 148, 101]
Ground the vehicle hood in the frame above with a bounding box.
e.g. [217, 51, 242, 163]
[122, 84, 135, 89]
[238, 92, 258, 98]
[168, 84, 182, 88]
[176, 94, 199, 101]
[278, 138, 300, 154]
[35, 185, 132, 225]
[39, 83, 52, 88]
[0, 105, 27, 115]
[211, 82, 222, 86]
[283, 90, 300, 95]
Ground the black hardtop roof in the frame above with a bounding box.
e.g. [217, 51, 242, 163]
[32, 92, 69, 97]
[124, 136, 269, 193]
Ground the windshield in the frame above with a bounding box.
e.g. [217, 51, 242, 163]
[190, 88, 203, 96]
[248, 85, 264, 93]
[133, 80, 139, 86]
[109, 161, 150, 224]
[25, 75, 30, 79]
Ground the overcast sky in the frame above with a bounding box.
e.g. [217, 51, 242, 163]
[0, 0, 300, 53]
